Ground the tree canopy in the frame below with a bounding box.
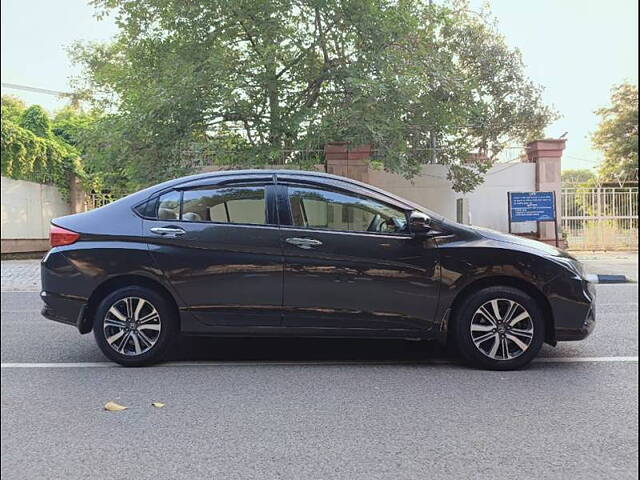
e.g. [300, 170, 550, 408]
[1, 95, 26, 123]
[20, 105, 52, 138]
[592, 83, 638, 183]
[561, 168, 596, 186]
[71, 0, 556, 193]
[51, 106, 102, 147]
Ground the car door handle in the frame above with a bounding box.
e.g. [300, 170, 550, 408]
[150, 226, 186, 237]
[285, 237, 323, 249]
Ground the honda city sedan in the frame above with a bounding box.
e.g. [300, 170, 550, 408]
[41, 170, 595, 369]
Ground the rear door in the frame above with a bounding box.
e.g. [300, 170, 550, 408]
[276, 177, 440, 335]
[142, 175, 283, 329]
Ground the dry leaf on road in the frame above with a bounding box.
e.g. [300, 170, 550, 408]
[151, 402, 166, 408]
[104, 401, 127, 412]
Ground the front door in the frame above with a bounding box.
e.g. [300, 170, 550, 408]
[277, 181, 440, 334]
[143, 179, 283, 329]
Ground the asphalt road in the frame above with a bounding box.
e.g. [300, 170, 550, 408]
[1, 285, 638, 480]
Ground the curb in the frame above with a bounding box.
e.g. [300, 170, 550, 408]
[586, 274, 629, 284]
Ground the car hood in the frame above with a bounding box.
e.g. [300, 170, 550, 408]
[466, 225, 574, 259]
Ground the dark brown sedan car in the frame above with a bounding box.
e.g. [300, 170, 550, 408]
[41, 170, 595, 369]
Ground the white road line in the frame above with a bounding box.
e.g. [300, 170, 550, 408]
[535, 356, 639, 363]
[1, 356, 637, 368]
[2, 362, 114, 368]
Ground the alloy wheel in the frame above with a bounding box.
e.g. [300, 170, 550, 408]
[103, 297, 162, 356]
[470, 298, 534, 361]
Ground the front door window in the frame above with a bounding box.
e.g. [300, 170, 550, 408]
[288, 186, 408, 234]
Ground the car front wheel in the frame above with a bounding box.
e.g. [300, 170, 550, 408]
[453, 286, 545, 370]
[93, 286, 176, 366]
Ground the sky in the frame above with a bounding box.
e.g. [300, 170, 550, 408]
[1, 0, 638, 172]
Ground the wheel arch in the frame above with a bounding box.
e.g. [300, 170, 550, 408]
[80, 274, 180, 334]
[446, 275, 556, 346]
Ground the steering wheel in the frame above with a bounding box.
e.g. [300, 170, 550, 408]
[367, 214, 383, 232]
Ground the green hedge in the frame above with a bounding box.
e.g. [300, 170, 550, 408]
[1, 119, 87, 198]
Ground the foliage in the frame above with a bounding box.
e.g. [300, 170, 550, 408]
[71, 0, 556, 193]
[568, 220, 638, 250]
[592, 83, 638, 183]
[76, 113, 179, 195]
[20, 105, 52, 138]
[51, 106, 102, 146]
[1, 119, 79, 196]
[561, 169, 596, 186]
[1, 95, 26, 123]
[0, 97, 100, 197]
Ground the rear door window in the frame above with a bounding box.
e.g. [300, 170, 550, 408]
[181, 185, 267, 225]
[157, 190, 181, 220]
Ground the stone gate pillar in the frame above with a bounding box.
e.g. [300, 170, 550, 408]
[68, 174, 88, 214]
[324, 143, 371, 183]
[525, 139, 566, 244]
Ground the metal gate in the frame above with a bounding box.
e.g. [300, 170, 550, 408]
[561, 187, 638, 250]
[85, 192, 120, 211]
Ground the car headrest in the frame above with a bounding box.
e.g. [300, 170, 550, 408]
[158, 208, 178, 220]
[182, 212, 202, 222]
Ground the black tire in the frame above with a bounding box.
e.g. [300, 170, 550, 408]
[93, 286, 177, 366]
[453, 286, 545, 371]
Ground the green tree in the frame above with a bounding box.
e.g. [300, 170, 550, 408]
[71, 0, 556, 193]
[1, 95, 26, 123]
[592, 83, 638, 183]
[20, 105, 51, 138]
[52, 106, 102, 146]
[561, 169, 595, 186]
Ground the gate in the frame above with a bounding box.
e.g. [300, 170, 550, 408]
[561, 187, 638, 250]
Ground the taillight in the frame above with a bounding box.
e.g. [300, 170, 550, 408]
[49, 225, 80, 247]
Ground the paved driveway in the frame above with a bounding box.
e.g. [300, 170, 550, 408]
[1, 283, 638, 480]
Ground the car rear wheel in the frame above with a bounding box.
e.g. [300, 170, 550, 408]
[453, 286, 545, 370]
[93, 286, 177, 366]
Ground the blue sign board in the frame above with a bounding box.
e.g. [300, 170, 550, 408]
[509, 192, 556, 222]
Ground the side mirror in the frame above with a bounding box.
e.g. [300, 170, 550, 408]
[408, 211, 431, 235]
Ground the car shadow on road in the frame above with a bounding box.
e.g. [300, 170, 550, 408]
[169, 336, 454, 364]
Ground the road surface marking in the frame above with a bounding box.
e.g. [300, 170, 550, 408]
[534, 356, 639, 363]
[1, 356, 638, 368]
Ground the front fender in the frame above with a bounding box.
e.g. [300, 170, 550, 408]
[432, 239, 568, 344]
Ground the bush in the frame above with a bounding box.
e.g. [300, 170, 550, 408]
[1, 118, 87, 198]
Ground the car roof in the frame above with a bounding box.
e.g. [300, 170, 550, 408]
[175, 168, 397, 196]
[167, 168, 361, 185]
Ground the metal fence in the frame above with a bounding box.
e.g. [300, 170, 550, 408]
[561, 187, 638, 250]
[177, 139, 527, 171]
[85, 192, 120, 211]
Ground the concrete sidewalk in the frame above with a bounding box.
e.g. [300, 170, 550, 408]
[1, 251, 637, 291]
